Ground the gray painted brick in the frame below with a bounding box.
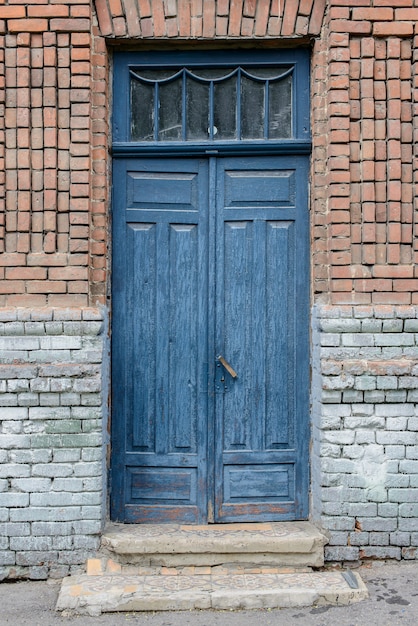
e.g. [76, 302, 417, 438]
[324, 546, 359, 561]
[399, 460, 418, 473]
[71, 520, 102, 534]
[389, 489, 418, 503]
[384, 474, 409, 488]
[11, 478, 51, 492]
[10, 506, 82, 522]
[347, 503, 377, 516]
[0, 407, 28, 420]
[378, 502, 399, 517]
[360, 546, 401, 559]
[377, 376, 398, 389]
[322, 390, 342, 403]
[328, 531, 349, 546]
[17, 393, 39, 407]
[404, 319, 418, 332]
[53, 449, 81, 462]
[382, 319, 403, 332]
[376, 431, 416, 445]
[31, 522, 72, 536]
[407, 417, 418, 431]
[10, 450, 52, 464]
[375, 333, 414, 346]
[349, 532, 370, 545]
[321, 431, 355, 445]
[16, 551, 58, 567]
[0, 552, 16, 566]
[80, 506, 102, 520]
[342, 390, 363, 403]
[81, 448, 102, 462]
[10, 536, 52, 551]
[52, 536, 73, 550]
[32, 463, 74, 478]
[29, 407, 71, 420]
[386, 417, 408, 430]
[399, 503, 418, 517]
[344, 415, 385, 429]
[363, 390, 385, 403]
[390, 532, 411, 546]
[399, 519, 418, 531]
[369, 532, 389, 546]
[320, 516, 354, 531]
[0, 493, 29, 507]
[0, 522, 30, 536]
[342, 334, 375, 347]
[0, 337, 39, 350]
[359, 518, 397, 531]
[30, 491, 101, 507]
[0, 435, 30, 449]
[376, 403, 415, 417]
[39, 337, 82, 350]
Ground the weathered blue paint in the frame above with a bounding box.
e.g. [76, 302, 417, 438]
[111, 155, 309, 523]
[111, 51, 310, 524]
[214, 156, 309, 521]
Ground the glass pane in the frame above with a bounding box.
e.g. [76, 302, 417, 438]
[186, 78, 209, 140]
[241, 76, 264, 139]
[133, 69, 179, 81]
[269, 75, 292, 139]
[214, 77, 237, 140]
[243, 66, 291, 80]
[189, 68, 234, 80]
[159, 78, 182, 141]
[131, 79, 154, 141]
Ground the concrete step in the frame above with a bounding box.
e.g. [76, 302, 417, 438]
[100, 521, 328, 567]
[56, 561, 368, 615]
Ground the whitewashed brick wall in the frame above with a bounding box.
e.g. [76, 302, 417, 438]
[0, 308, 107, 580]
[312, 305, 418, 561]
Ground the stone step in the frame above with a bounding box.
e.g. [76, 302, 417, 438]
[56, 563, 368, 615]
[100, 521, 328, 568]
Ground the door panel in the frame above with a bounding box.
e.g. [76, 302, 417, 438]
[111, 155, 309, 523]
[112, 158, 209, 523]
[214, 157, 309, 522]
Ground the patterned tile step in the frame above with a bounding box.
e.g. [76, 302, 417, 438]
[101, 522, 328, 567]
[56, 570, 368, 615]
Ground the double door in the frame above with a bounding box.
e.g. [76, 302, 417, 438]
[111, 154, 309, 523]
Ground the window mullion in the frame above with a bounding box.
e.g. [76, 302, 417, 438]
[237, 68, 241, 140]
[264, 80, 269, 140]
[182, 69, 187, 141]
[154, 82, 159, 141]
[209, 80, 214, 140]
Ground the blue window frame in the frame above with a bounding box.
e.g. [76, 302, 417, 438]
[112, 49, 310, 157]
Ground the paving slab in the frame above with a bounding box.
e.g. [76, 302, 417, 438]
[56, 569, 368, 616]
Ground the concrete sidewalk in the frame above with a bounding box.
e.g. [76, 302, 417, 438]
[1, 560, 418, 626]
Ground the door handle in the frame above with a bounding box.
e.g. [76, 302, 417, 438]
[217, 355, 238, 379]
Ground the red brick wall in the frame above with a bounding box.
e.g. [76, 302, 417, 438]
[94, 0, 326, 39]
[312, 3, 418, 305]
[0, 3, 108, 306]
[0, 0, 417, 307]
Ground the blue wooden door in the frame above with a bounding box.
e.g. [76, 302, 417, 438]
[213, 157, 309, 521]
[111, 155, 309, 523]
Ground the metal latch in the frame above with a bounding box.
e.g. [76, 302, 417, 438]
[217, 355, 238, 379]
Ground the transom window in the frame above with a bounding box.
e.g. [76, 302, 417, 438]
[130, 66, 293, 142]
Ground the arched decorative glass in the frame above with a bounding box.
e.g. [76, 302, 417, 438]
[130, 66, 293, 142]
